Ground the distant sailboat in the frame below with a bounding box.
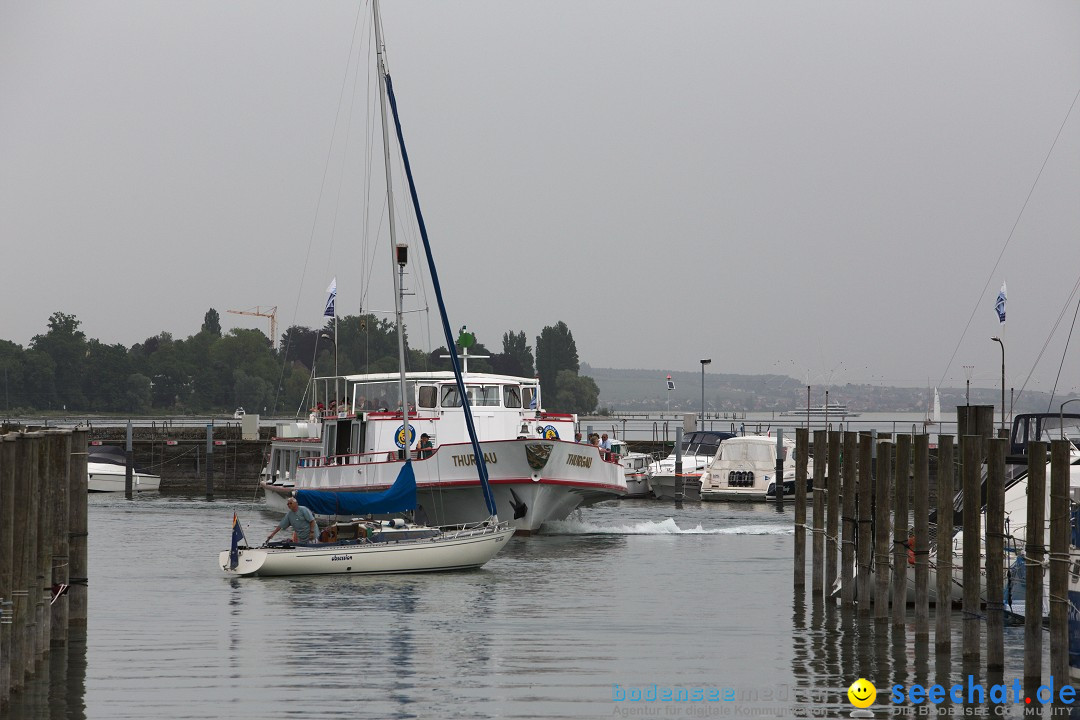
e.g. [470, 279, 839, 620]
[923, 387, 941, 428]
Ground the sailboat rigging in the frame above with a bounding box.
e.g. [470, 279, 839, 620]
[255, 0, 625, 535]
[221, 0, 513, 576]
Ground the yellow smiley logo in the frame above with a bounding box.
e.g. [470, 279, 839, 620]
[847, 678, 876, 708]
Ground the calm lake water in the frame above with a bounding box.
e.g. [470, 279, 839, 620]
[6, 493, 1066, 719]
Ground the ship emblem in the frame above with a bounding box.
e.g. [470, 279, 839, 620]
[525, 443, 553, 470]
[395, 424, 416, 449]
[542, 424, 559, 440]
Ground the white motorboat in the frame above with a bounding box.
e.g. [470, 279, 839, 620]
[224, 0, 515, 576]
[648, 430, 734, 501]
[87, 446, 160, 493]
[700, 434, 810, 502]
[609, 439, 653, 498]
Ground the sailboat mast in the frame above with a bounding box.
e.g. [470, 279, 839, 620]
[373, 0, 411, 446]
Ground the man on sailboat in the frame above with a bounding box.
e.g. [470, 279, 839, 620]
[267, 497, 319, 544]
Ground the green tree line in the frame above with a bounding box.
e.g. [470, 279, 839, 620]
[0, 312, 598, 415]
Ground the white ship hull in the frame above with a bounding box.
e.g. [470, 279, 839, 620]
[263, 438, 625, 533]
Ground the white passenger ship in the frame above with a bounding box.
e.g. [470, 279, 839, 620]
[261, 372, 627, 533]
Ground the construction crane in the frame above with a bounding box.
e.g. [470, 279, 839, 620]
[226, 306, 278, 349]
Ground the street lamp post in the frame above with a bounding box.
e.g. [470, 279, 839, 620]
[700, 359, 712, 431]
[991, 336, 1005, 434]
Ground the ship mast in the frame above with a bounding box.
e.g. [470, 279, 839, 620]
[373, 0, 411, 452]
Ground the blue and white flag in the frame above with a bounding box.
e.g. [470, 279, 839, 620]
[229, 512, 246, 570]
[324, 277, 337, 318]
[995, 282, 1007, 323]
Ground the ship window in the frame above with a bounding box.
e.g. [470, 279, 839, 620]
[522, 387, 537, 410]
[441, 386, 462, 407]
[473, 386, 500, 406]
[504, 386, 522, 408]
[418, 386, 437, 409]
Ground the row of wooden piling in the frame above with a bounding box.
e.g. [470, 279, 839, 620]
[793, 407, 1070, 697]
[0, 429, 88, 708]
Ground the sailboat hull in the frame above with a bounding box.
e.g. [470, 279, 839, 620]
[220, 524, 514, 577]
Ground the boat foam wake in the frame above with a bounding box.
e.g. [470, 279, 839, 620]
[541, 517, 792, 536]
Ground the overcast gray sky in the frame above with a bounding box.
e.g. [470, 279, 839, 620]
[3, 2, 1080, 395]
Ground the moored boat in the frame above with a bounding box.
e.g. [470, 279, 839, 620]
[700, 434, 809, 502]
[648, 430, 734, 501]
[610, 439, 653, 498]
[261, 372, 626, 533]
[87, 445, 160, 493]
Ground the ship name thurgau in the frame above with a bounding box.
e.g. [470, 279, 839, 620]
[452, 452, 498, 467]
[566, 454, 592, 468]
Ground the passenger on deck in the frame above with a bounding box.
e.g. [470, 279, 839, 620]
[417, 433, 434, 459]
[600, 433, 612, 451]
[267, 497, 319, 544]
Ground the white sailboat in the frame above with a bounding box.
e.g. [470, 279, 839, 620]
[220, 0, 514, 576]
[922, 387, 941, 429]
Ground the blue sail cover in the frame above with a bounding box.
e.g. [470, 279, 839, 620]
[296, 461, 417, 516]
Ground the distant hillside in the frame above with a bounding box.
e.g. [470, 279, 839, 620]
[579, 364, 1071, 414]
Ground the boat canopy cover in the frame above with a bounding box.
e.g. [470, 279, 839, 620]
[296, 461, 417, 516]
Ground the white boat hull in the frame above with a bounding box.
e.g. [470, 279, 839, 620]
[87, 463, 160, 493]
[219, 524, 514, 577]
[649, 473, 702, 501]
[263, 438, 625, 533]
[623, 474, 651, 498]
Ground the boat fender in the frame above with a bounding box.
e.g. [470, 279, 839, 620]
[388, 518, 406, 529]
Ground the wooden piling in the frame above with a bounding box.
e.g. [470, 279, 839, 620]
[68, 430, 88, 628]
[913, 433, 929, 639]
[23, 433, 43, 681]
[961, 435, 981, 663]
[10, 434, 37, 690]
[827, 430, 841, 594]
[1049, 439, 1070, 684]
[1022, 440, 1045, 695]
[857, 433, 873, 616]
[935, 435, 954, 653]
[812, 430, 826, 597]
[984, 437, 1006, 672]
[0, 435, 14, 701]
[205, 423, 214, 499]
[794, 428, 808, 589]
[892, 434, 911, 628]
[125, 420, 134, 499]
[49, 431, 72, 646]
[841, 431, 857, 606]
[874, 440, 893, 621]
[35, 432, 56, 654]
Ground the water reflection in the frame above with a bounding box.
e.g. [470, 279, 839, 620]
[6, 496, 1064, 718]
[5, 629, 87, 720]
